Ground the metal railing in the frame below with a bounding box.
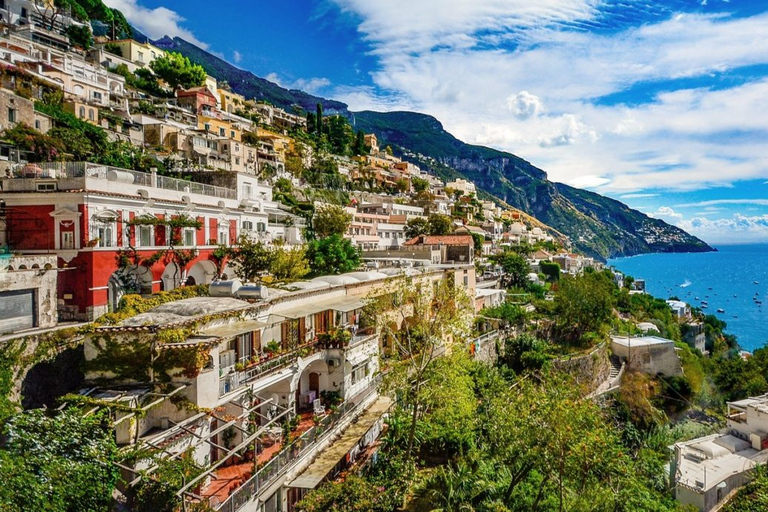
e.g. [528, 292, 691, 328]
[212, 378, 382, 511]
[219, 342, 323, 397]
[9, 162, 237, 200]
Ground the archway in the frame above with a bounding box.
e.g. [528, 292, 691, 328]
[187, 259, 217, 286]
[162, 262, 182, 291]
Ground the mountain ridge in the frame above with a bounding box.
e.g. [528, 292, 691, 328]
[157, 36, 713, 260]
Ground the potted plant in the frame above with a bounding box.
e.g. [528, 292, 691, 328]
[265, 340, 281, 356]
[234, 362, 245, 372]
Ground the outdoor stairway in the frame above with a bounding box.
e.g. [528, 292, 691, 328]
[588, 355, 625, 399]
[608, 355, 622, 380]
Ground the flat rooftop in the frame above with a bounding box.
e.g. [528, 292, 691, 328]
[675, 434, 768, 492]
[610, 335, 674, 347]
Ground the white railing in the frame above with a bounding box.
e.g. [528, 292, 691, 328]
[10, 162, 237, 200]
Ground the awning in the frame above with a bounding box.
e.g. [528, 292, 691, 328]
[271, 296, 366, 319]
[288, 396, 392, 489]
[200, 320, 270, 338]
[346, 352, 369, 366]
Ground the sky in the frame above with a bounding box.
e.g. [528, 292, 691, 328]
[103, 0, 768, 245]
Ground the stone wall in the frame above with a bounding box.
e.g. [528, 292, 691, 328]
[0, 255, 58, 329]
[551, 343, 611, 394]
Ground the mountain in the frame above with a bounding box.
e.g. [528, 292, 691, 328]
[161, 37, 713, 260]
[151, 36, 348, 114]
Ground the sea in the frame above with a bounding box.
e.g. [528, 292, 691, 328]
[608, 244, 768, 353]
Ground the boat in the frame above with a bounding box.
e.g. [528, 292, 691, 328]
[701, 304, 708, 309]
[717, 308, 725, 313]
[755, 281, 759, 284]
[695, 297, 699, 300]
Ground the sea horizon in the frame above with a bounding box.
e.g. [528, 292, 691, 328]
[609, 243, 768, 353]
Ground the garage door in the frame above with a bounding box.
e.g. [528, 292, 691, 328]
[0, 289, 36, 334]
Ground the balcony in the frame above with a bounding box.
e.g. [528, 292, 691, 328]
[204, 378, 382, 511]
[4, 161, 237, 200]
[219, 342, 322, 397]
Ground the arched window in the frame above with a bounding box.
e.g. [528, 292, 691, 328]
[79, 106, 85, 118]
[88, 109, 94, 121]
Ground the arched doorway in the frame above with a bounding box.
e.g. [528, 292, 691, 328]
[187, 259, 217, 286]
[162, 262, 182, 291]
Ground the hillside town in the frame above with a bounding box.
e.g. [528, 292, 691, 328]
[1, 3, 768, 512]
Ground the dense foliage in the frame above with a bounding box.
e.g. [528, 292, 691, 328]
[0, 409, 118, 511]
[306, 234, 360, 276]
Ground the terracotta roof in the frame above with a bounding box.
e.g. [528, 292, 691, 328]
[404, 235, 474, 246]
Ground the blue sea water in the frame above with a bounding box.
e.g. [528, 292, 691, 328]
[608, 244, 768, 353]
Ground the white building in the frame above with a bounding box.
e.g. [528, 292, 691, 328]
[610, 335, 683, 377]
[446, 178, 476, 196]
[672, 394, 768, 511]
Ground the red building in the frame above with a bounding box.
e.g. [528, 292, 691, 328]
[0, 162, 302, 320]
[176, 86, 218, 113]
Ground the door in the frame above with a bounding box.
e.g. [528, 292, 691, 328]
[0, 289, 35, 332]
[309, 372, 320, 394]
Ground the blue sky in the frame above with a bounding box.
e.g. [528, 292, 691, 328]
[105, 0, 768, 245]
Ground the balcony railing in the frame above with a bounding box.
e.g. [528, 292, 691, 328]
[211, 378, 382, 511]
[219, 342, 322, 397]
[8, 162, 237, 200]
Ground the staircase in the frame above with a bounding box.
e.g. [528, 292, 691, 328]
[608, 355, 622, 381]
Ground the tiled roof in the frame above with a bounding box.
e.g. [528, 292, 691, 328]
[404, 235, 474, 246]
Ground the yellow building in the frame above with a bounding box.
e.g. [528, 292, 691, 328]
[218, 88, 246, 114]
[198, 114, 242, 142]
[107, 39, 164, 68]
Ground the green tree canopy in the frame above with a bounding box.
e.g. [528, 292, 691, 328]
[313, 204, 352, 239]
[555, 271, 615, 345]
[404, 217, 429, 240]
[0, 408, 118, 511]
[427, 213, 453, 235]
[539, 260, 561, 282]
[227, 235, 273, 282]
[150, 52, 206, 90]
[307, 234, 360, 275]
[493, 251, 531, 289]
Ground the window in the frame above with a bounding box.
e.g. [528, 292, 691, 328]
[61, 231, 74, 250]
[34, 120, 40, 130]
[20, 7, 27, 18]
[79, 106, 85, 118]
[231, 130, 235, 138]
[237, 333, 253, 363]
[256, 222, 266, 233]
[351, 363, 367, 384]
[235, 157, 240, 165]
[218, 228, 229, 245]
[97, 225, 114, 247]
[92, 92, 102, 100]
[7, 107, 15, 123]
[36, 182, 56, 191]
[88, 109, 94, 121]
[183, 228, 195, 247]
[204, 123, 211, 132]
[137, 51, 144, 62]
[242, 220, 253, 232]
[219, 127, 225, 137]
[138, 225, 152, 247]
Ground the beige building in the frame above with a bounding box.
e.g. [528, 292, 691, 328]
[102, 39, 164, 69]
[0, 87, 51, 133]
[0, 254, 58, 332]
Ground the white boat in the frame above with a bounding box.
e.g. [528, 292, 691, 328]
[717, 308, 725, 313]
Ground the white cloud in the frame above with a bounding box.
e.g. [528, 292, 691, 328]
[102, 0, 209, 49]
[651, 206, 684, 224]
[265, 73, 331, 94]
[233, 51, 242, 64]
[675, 199, 768, 208]
[328, 2, 768, 195]
[620, 193, 659, 199]
[506, 91, 545, 119]
[679, 214, 768, 243]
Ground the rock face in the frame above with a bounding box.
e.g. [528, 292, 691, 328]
[551, 344, 612, 394]
[164, 37, 713, 260]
